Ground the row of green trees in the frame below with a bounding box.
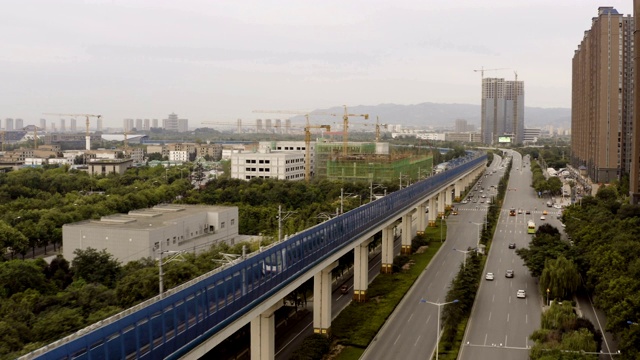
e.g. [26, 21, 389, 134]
[528, 158, 563, 197]
[516, 147, 640, 358]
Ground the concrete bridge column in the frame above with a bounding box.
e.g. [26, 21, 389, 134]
[454, 180, 463, 202]
[437, 191, 445, 218]
[428, 197, 437, 227]
[401, 213, 412, 255]
[250, 302, 281, 360]
[417, 203, 426, 234]
[381, 225, 394, 273]
[313, 261, 339, 335]
[353, 238, 373, 302]
[445, 186, 454, 209]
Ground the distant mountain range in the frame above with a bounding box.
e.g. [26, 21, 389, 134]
[308, 103, 570, 130]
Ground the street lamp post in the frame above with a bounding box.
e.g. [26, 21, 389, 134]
[546, 288, 550, 306]
[452, 248, 474, 268]
[420, 298, 459, 360]
[470, 221, 483, 246]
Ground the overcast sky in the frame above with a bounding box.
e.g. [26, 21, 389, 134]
[0, 0, 633, 128]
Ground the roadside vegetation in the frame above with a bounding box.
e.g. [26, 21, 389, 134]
[515, 152, 640, 358]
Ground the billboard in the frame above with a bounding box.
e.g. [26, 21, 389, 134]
[498, 136, 512, 143]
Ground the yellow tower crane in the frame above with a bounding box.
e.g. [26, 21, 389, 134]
[252, 110, 337, 182]
[43, 113, 102, 150]
[341, 105, 369, 157]
[472, 67, 509, 79]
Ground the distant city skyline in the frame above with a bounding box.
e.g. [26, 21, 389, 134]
[0, 1, 632, 128]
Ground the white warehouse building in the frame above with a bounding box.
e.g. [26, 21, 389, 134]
[230, 147, 306, 181]
[62, 205, 239, 264]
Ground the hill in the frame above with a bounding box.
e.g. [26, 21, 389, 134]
[308, 103, 570, 130]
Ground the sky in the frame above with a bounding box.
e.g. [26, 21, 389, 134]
[0, 0, 634, 129]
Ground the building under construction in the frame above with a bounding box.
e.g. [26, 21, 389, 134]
[314, 141, 433, 183]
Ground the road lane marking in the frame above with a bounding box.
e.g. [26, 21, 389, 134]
[394, 334, 401, 345]
[484, 333, 488, 346]
[408, 314, 414, 322]
[507, 313, 510, 322]
[492, 294, 495, 303]
[414, 335, 421, 347]
[526, 314, 528, 324]
[509, 296, 511, 304]
[488, 312, 491, 321]
[505, 335, 508, 347]
[425, 315, 431, 325]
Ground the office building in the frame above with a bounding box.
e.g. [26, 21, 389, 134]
[15, 118, 23, 130]
[480, 78, 525, 145]
[230, 147, 306, 181]
[454, 119, 469, 133]
[163, 113, 188, 132]
[572, 7, 634, 185]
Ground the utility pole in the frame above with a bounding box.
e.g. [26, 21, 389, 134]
[277, 205, 297, 242]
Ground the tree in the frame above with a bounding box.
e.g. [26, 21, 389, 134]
[539, 256, 581, 300]
[0, 260, 52, 298]
[71, 248, 121, 288]
[31, 307, 85, 343]
[517, 231, 569, 278]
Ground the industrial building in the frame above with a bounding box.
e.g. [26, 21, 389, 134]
[63, 205, 239, 264]
[230, 147, 306, 181]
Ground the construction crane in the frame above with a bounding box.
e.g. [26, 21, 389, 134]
[346, 116, 388, 143]
[473, 67, 509, 79]
[341, 105, 369, 157]
[252, 110, 338, 182]
[43, 113, 102, 150]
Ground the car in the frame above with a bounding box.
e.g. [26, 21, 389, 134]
[540, 215, 546, 220]
[485, 272, 494, 280]
[517, 209, 522, 214]
[452, 210, 458, 215]
[480, 199, 484, 203]
[508, 243, 516, 249]
[462, 200, 468, 204]
[525, 210, 531, 214]
[340, 284, 349, 294]
[505, 269, 514, 278]
[481, 194, 487, 198]
[543, 210, 548, 215]
[516, 290, 526, 298]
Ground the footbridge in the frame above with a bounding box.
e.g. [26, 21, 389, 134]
[24, 153, 487, 360]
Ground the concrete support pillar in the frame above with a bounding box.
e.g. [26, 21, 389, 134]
[437, 191, 445, 218]
[401, 213, 412, 255]
[454, 180, 463, 202]
[250, 302, 281, 360]
[313, 261, 338, 335]
[381, 225, 394, 273]
[445, 186, 454, 209]
[428, 197, 437, 227]
[417, 203, 426, 234]
[354, 238, 373, 302]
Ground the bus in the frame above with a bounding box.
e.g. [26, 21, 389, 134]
[527, 220, 536, 234]
[509, 208, 516, 216]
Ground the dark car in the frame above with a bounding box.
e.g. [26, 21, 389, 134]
[508, 243, 516, 249]
[340, 285, 349, 294]
[505, 269, 514, 278]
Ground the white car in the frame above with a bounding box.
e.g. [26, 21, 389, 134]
[485, 272, 494, 281]
[516, 290, 526, 298]
[540, 215, 546, 220]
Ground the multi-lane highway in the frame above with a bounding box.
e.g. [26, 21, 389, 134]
[360, 155, 504, 360]
[459, 150, 544, 360]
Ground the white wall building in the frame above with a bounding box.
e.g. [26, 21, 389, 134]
[169, 150, 189, 162]
[231, 148, 306, 181]
[63, 205, 239, 264]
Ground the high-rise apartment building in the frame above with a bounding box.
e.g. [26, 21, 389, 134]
[572, 7, 634, 185]
[123, 119, 134, 133]
[15, 118, 23, 130]
[5, 118, 13, 131]
[135, 118, 143, 131]
[455, 119, 468, 133]
[152, 119, 158, 128]
[162, 113, 188, 132]
[143, 118, 150, 131]
[40, 119, 46, 131]
[480, 78, 525, 144]
[60, 119, 66, 132]
[70, 118, 77, 132]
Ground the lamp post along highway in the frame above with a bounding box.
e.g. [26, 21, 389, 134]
[453, 248, 474, 268]
[420, 298, 459, 360]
